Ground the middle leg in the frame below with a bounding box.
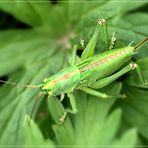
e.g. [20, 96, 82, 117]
[59, 92, 78, 124]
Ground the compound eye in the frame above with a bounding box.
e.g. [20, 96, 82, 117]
[43, 78, 48, 83]
[48, 92, 53, 96]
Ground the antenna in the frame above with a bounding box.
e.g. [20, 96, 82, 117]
[0, 80, 40, 88]
[28, 92, 43, 126]
[134, 38, 148, 50]
[0, 79, 43, 126]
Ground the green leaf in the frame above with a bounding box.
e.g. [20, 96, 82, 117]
[0, 44, 66, 144]
[0, 30, 58, 76]
[76, 0, 147, 31]
[116, 84, 148, 139]
[73, 82, 121, 145]
[113, 129, 137, 148]
[47, 82, 136, 146]
[23, 115, 54, 147]
[0, 0, 52, 27]
[0, 1, 147, 146]
[109, 13, 148, 58]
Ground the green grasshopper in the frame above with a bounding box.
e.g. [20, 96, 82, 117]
[40, 19, 148, 123]
[0, 19, 147, 124]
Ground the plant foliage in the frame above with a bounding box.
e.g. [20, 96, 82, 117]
[0, 0, 148, 147]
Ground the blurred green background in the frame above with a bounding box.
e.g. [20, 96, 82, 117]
[0, 0, 148, 147]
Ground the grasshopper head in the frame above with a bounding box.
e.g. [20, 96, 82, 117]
[40, 77, 59, 96]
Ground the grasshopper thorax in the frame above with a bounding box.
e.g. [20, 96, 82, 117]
[40, 66, 81, 96]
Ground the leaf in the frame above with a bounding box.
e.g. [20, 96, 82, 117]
[112, 129, 137, 148]
[0, 1, 147, 146]
[0, 44, 66, 144]
[47, 82, 134, 146]
[109, 13, 148, 58]
[109, 11, 148, 137]
[23, 115, 54, 147]
[116, 84, 148, 139]
[47, 96, 76, 145]
[0, 0, 52, 27]
[76, 12, 148, 57]
[73, 82, 121, 145]
[0, 30, 58, 76]
[76, 0, 147, 31]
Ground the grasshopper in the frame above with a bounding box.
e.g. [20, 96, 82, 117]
[0, 19, 147, 124]
[40, 19, 148, 124]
